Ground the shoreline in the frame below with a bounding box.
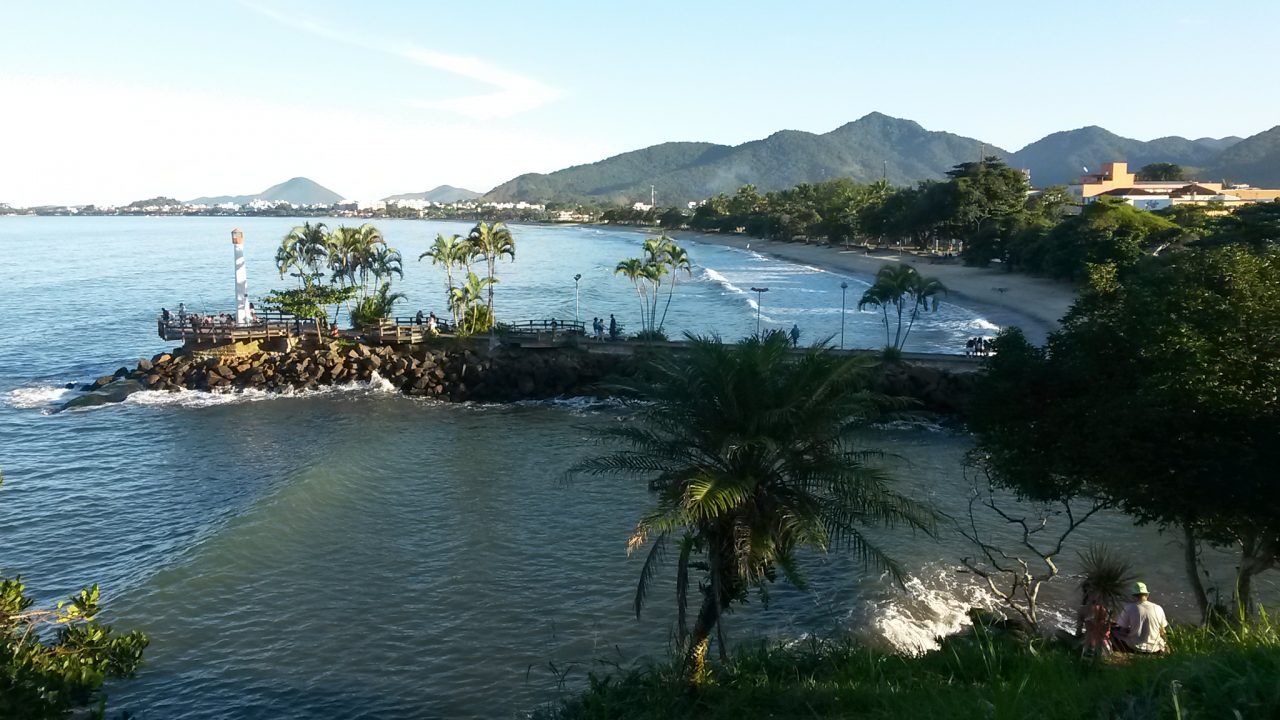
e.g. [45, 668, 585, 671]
[664, 229, 1077, 345]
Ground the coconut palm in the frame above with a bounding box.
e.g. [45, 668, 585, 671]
[570, 332, 934, 681]
[467, 221, 515, 321]
[857, 263, 947, 351]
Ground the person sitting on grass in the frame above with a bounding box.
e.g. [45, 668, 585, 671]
[1113, 581, 1169, 654]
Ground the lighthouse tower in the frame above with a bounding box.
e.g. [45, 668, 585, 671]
[231, 228, 250, 325]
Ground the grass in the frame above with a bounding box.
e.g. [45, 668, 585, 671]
[535, 614, 1279, 719]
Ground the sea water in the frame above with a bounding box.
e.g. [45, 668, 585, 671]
[1, 217, 1267, 718]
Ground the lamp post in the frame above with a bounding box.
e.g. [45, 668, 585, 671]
[574, 273, 582, 324]
[750, 286, 769, 336]
[840, 281, 849, 350]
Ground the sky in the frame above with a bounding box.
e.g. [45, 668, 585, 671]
[2, 1, 1278, 206]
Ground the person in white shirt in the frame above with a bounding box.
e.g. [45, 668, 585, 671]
[1115, 581, 1169, 653]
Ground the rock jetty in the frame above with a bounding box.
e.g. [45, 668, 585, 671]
[61, 340, 977, 415]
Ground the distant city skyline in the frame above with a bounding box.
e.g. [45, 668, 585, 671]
[2, 0, 1278, 206]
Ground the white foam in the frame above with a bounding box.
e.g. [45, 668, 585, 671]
[851, 564, 1001, 656]
[122, 372, 399, 409]
[701, 268, 777, 323]
[6, 385, 73, 410]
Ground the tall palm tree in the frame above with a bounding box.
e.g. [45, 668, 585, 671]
[570, 333, 934, 681]
[467, 222, 515, 321]
[615, 258, 650, 334]
[857, 264, 947, 351]
[657, 240, 692, 332]
[419, 233, 469, 323]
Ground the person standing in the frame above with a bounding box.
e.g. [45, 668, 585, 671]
[608, 314, 618, 340]
[789, 323, 800, 348]
[1114, 582, 1169, 654]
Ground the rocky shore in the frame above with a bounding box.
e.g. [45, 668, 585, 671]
[63, 340, 976, 415]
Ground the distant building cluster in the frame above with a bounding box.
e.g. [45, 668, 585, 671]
[1070, 162, 1280, 211]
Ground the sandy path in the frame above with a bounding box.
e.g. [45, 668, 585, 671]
[668, 232, 1077, 345]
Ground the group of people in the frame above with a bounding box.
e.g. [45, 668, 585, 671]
[964, 336, 994, 357]
[1079, 581, 1170, 656]
[160, 302, 258, 332]
[590, 315, 620, 341]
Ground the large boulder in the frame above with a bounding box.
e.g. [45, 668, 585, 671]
[58, 379, 145, 412]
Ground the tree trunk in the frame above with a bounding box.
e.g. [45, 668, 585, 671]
[1235, 532, 1275, 618]
[684, 587, 721, 685]
[1183, 524, 1210, 623]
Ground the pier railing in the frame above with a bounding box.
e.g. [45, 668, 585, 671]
[157, 311, 314, 343]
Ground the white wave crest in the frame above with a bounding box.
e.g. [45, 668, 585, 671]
[850, 564, 1001, 656]
[6, 385, 74, 410]
[122, 372, 399, 409]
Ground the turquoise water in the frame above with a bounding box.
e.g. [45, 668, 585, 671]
[1, 217, 1267, 718]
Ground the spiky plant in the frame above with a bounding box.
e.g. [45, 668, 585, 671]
[1078, 543, 1135, 613]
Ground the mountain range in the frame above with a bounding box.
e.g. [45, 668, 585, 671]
[483, 113, 1280, 204]
[382, 185, 482, 204]
[187, 177, 344, 206]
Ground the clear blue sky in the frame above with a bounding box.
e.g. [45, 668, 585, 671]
[3, 1, 1278, 205]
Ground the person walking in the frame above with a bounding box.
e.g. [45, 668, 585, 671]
[608, 314, 618, 340]
[1114, 582, 1169, 654]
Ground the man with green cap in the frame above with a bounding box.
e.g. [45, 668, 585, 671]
[1114, 581, 1169, 653]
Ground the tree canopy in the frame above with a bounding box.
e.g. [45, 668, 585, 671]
[969, 244, 1280, 614]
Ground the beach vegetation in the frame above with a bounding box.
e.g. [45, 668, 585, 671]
[466, 221, 515, 323]
[267, 222, 406, 329]
[418, 233, 471, 327]
[613, 235, 692, 336]
[856, 263, 947, 351]
[569, 333, 934, 682]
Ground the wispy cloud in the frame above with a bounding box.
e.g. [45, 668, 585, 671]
[239, 1, 561, 120]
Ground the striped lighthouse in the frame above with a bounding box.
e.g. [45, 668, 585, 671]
[231, 228, 250, 325]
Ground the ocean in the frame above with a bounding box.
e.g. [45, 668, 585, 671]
[0, 216, 1263, 718]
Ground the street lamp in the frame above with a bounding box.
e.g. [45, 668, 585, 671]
[839, 281, 849, 349]
[750, 286, 769, 336]
[574, 273, 582, 323]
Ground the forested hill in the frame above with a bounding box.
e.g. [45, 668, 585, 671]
[484, 113, 1278, 204]
[483, 113, 1004, 205]
[1206, 125, 1280, 187]
[1004, 127, 1241, 186]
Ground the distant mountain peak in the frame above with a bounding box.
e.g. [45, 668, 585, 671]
[186, 177, 343, 206]
[382, 185, 482, 203]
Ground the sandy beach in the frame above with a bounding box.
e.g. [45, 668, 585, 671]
[670, 231, 1077, 345]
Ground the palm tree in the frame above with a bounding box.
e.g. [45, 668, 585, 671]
[857, 264, 947, 351]
[419, 233, 469, 324]
[449, 271, 495, 335]
[570, 332, 934, 681]
[368, 246, 403, 285]
[657, 240, 691, 332]
[615, 258, 651, 334]
[277, 222, 330, 287]
[467, 222, 515, 321]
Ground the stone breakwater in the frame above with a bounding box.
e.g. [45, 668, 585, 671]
[76, 342, 628, 404]
[63, 341, 976, 414]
